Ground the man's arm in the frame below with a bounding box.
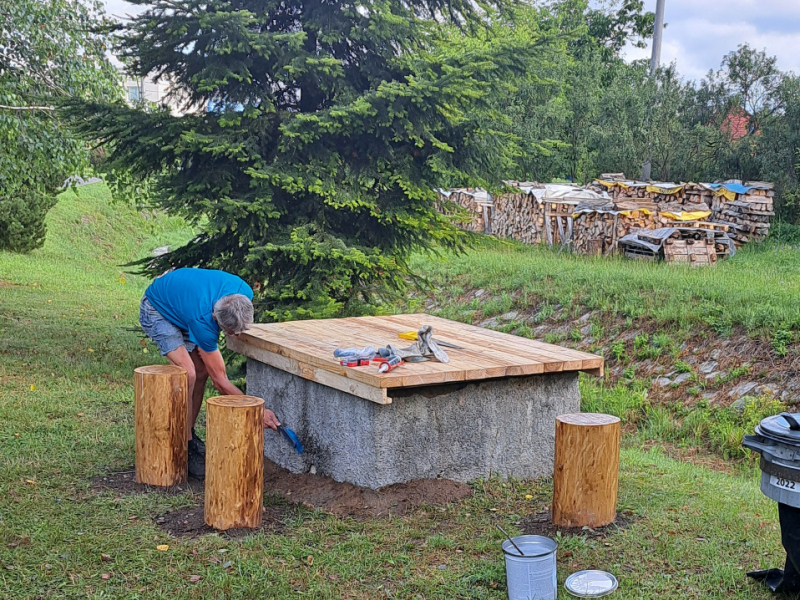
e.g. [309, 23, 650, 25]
[197, 348, 281, 430]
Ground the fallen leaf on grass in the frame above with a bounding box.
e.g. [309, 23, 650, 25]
[25, 479, 36, 485]
[189, 575, 202, 583]
[306, 555, 313, 566]
[222, 561, 232, 569]
[101, 573, 111, 580]
[77, 413, 84, 417]
[157, 545, 169, 552]
[101, 554, 112, 562]
[128, 516, 138, 520]
[525, 494, 533, 500]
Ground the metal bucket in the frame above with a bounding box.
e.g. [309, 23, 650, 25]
[502, 535, 558, 600]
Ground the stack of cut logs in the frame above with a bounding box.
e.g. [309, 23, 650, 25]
[709, 191, 773, 243]
[439, 188, 492, 234]
[572, 205, 669, 255]
[491, 189, 543, 244]
[588, 178, 774, 244]
[438, 176, 773, 254]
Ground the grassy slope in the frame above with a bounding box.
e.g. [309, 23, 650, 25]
[0, 184, 788, 599]
[412, 237, 800, 333]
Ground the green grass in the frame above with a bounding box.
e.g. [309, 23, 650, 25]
[0, 184, 790, 598]
[412, 237, 800, 333]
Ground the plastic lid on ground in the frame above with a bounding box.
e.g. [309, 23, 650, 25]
[564, 570, 619, 597]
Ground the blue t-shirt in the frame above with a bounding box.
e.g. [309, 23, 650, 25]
[144, 268, 253, 352]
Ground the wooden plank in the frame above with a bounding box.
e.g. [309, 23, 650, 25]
[227, 337, 390, 404]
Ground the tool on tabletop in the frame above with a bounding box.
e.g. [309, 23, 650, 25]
[377, 354, 404, 373]
[334, 346, 376, 367]
[398, 330, 464, 350]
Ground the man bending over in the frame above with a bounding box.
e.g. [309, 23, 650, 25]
[139, 267, 280, 479]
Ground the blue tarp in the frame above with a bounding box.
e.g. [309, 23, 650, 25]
[707, 183, 756, 195]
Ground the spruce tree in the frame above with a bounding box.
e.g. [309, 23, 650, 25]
[67, 0, 536, 319]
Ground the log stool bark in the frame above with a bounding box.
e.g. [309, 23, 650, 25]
[134, 365, 188, 486]
[205, 395, 264, 530]
[552, 413, 621, 528]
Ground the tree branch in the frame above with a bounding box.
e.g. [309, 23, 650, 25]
[0, 104, 55, 111]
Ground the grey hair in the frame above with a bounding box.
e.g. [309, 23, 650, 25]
[213, 294, 254, 335]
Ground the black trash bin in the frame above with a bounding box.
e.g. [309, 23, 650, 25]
[742, 412, 800, 593]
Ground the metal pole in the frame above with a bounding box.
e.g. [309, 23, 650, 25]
[650, 0, 666, 76]
[642, 0, 666, 181]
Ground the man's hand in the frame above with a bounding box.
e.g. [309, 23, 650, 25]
[264, 409, 280, 431]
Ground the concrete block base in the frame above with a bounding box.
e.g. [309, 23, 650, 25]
[247, 359, 580, 489]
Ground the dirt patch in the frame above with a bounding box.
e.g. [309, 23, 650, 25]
[91, 461, 473, 521]
[155, 504, 287, 539]
[91, 470, 205, 496]
[262, 459, 473, 518]
[0, 279, 19, 288]
[520, 509, 637, 540]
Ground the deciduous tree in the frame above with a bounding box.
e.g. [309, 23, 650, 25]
[0, 0, 119, 252]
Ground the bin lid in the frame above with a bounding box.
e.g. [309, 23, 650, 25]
[758, 413, 800, 445]
[565, 570, 618, 597]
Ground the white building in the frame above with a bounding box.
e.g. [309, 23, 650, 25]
[118, 68, 189, 115]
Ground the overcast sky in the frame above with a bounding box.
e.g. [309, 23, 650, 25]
[103, 0, 800, 83]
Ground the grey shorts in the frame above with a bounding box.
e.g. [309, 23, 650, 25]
[139, 296, 196, 356]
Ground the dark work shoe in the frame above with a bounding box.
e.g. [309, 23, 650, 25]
[191, 428, 205, 455]
[188, 443, 206, 480]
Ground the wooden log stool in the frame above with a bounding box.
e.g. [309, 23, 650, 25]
[134, 365, 188, 486]
[552, 413, 621, 528]
[205, 395, 265, 530]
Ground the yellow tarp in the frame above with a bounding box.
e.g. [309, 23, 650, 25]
[661, 210, 711, 221]
[646, 184, 685, 195]
[714, 188, 736, 202]
[595, 180, 630, 189]
[617, 208, 654, 217]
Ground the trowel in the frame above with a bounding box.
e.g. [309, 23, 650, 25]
[277, 424, 303, 453]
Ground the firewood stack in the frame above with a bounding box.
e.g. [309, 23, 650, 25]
[709, 189, 774, 243]
[491, 189, 543, 244]
[438, 188, 493, 234]
[437, 175, 774, 253]
[572, 202, 670, 255]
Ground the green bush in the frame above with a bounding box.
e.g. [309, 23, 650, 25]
[0, 187, 57, 253]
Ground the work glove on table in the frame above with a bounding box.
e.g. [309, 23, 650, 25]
[385, 325, 450, 363]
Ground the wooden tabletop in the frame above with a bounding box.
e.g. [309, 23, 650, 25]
[227, 314, 604, 405]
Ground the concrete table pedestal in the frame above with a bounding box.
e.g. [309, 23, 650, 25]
[248, 360, 579, 489]
[230, 314, 602, 490]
